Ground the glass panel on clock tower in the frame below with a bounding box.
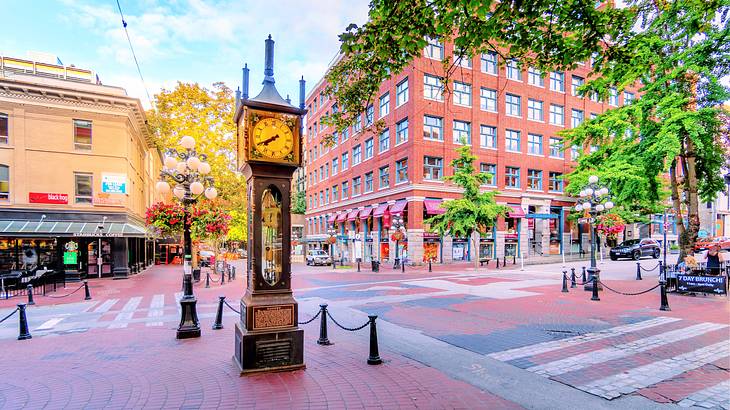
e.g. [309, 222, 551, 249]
[261, 187, 283, 286]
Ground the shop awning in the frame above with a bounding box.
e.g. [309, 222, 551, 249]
[0, 220, 148, 238]
[507, 205, 526, 218]
[327, 214, 336, 224]
[359, 207, 373, 220]
[347, 209, 360, 221]
[389, 200, 408, 216]
[336, 213, 347, 223]
[424, 199, 446, 215]
[373, 203, 390, 218]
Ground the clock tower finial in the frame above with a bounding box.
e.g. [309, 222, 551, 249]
[263, 34, 275, 84]
[247, 35, 293, 108]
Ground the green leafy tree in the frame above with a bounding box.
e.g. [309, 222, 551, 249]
[291, 189, 306, 214]
[425, 145, 509, 270]
[226, 209, 247, 243]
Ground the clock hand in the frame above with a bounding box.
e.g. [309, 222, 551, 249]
[260, 134, 281, 146]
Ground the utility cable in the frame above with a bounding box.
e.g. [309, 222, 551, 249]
[115, 0, 153, 107]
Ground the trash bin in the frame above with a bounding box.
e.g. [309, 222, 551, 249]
[192, 268, 201, 282]
[371, 260, 380, 272]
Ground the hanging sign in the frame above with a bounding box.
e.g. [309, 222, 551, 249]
[101, 173, 127, 194]
[677, 275, 727, 295]
[29, 192, 68, 204]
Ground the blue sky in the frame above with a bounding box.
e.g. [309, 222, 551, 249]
[0, 0, 370, 108]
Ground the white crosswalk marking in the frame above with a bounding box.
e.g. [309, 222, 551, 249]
[488, 317, 681, 361]
[678, 380, 730, 408]
[146, 294, 165, 327]
[93, 299, 119, 314]
[528, 322, 728, 377]
[35, 317, 65, 331]
[108, 297, 142, 329]
[81, 301, 100, 313]
[578, 341, 730, 400]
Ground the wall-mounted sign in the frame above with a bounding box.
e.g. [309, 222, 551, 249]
[101, 173, 127, 194]
[72, 232, 123, 238]
[29, 192, 68, 204]
[63, 251, 78, 265]
[93, 193, 124, 207]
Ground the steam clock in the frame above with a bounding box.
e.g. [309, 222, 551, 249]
[233, 35, 307, 374]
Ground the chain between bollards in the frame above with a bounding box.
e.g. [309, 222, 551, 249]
[212, 296, 225, 330]
[561, 271, 569, 293]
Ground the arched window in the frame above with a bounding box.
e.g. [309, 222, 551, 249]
[0, 165, 9, 200]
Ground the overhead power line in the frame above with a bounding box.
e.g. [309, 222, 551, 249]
[115, 0, 153, 107]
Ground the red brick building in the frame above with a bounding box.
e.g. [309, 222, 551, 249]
[303, 40, 636, 264]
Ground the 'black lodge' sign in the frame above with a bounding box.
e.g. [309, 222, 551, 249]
[676, 275, 727, 295]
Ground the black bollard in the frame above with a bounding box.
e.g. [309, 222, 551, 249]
[221, 267, 225, 284]
[591, 275, 600, 301]
[571, 269, 577, 288]
[401, 260, 405, 273]
[581, 266, 587, 283]
[205, 271, 210, 288]
[367, 315, 383, 365]
[562, 271, 569, 293]
[357, 260, 361, 272]
[428, 259, 432, 272]
[513, 255, 517, 265]
[17, 303, 32, 340]
[26, 285, 35, 306]
[636, 262, 643, 280]
[83, 280, 91, 300]
[496, 257, 500, 269]
[317, 304, 332, 345]
[503, 255, 507, 267]
[659, 281, 671, 311]
[212, 296, 225, 330]
[658, 261, 664, 281]
[570, 267, 576, 282]
[177, 274, 200, 339]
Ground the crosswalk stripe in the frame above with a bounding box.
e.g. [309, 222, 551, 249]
[677, 380, 730, 408]
[35, 317, 65, 331]
[146, 294, 165, 327]
[93, 299, 119, 314]
[108, 297, 142, 329]
[528, 322, 728, 377]
[487, 317, 681, 361]
[578, 341, 730, 400]
[81, 301, 100, 313]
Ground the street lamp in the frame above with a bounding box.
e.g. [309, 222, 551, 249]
[574, 175, 614, 292]
[327, 228, 337, 269]
[156, 135, 217, 339]
[392, 215, 405, 269]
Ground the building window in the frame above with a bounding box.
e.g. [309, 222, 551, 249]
[423, 156, 443, 180]
[424, 74, 444, 101]
[527, 169, 543, 190]
[571, 109, 584, 128]
[379, 128, 390, 152]
[342, 181, 349, 199]
[527, 99, 543, 121]
[549, 137, 564, 158]
[341, 152, 349, 170]
[396, 78, 409, 106]
[423, 116, 443, 141]
[506, 59, 522, 81]
[319, 191, 324, 205]
[365, 172, 374, 193]
[332, 158, 338, 175]
[353, 115, 362, 133]
[571, 75, 584, 96]
[352, 145, 362, 165]
[505, 167, 520, 188]
[589, 91, 600, 102]
[364, 138, 374, 160]
[506, 93, 521, 117]
[353, 176, 362, 196]
[73, 119, 92, 150]
[609, 87, 619, 106]
[480, 87, 497, 112]
[505, 129, 521, 152]
[74, 172, 93, 204]
[0, 113, 8, 144]
[379, 92, 390, 117]
[549, 104, 564, 126]
[396, 158, 408, 183]
[319, 165, 325, 181]
[479, 125, 497, 149]
[453, 82, 472, 106]
[425, 38, 443, 60]
[396, 118, 409, 144]
[549, 71, 565, 92]
[455, 47, 472, 68]
[549, 172, 564, 192]
[624, 91, 634, 105]
[365, 105, 374, 126]
[342, 127, 350, 141]
[527, 134, 543, 155]
[481, 52, 498, 74]
[571, 145, 581, 159]
[332, 185, 339, 201]
[325, 189, 330, 204]
[480, 163, 496, 186]
[453, 120, 471, 144]
[0, 165, 8, 200]
[528, 67, 544, 87]
[379, 166, 390, 188]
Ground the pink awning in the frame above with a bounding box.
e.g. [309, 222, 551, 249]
[389, 200, 408, 216]
[373, 203, 390, 217]
[336, 213, 347, 222]
[424, 199, 445, 215]
[507, 205, 526, 218]
[347, 209, 360, 221]
[359, 207, 373, 219]
[327, 214, 336, 224]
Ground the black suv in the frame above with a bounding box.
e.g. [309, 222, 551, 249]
[609, 239, 661, 261]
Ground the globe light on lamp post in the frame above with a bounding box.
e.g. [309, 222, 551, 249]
[391, 215, 405, 269]
[574, 175, 615, 292]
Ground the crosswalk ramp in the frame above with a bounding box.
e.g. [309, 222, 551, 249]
[487, 317, 730, 405]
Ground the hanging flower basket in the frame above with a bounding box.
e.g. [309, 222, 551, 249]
[391, 231, 405, 242]
[326, 236, 337, 244]
[191, 207, 231, 240]
[145, 202, 186, 236]
[596, 213, 625, 241]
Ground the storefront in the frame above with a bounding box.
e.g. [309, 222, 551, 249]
[505, 205, 525, 257]
[452, 238, 468, 261]
[373, 203, 390, 261]
[359, 208, 374, 262]
[480, 226, 496, 260]
[423, 199, 444, 263]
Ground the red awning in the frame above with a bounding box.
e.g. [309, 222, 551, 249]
[327, 214, 336, 224]
[373, 203, 390, 218]
[359, 207, 373, 219]
[347, 209, 360, 221]
[424, 199, 445, 215]
[336, 213, 347, 222]
[507, 205, 526, 218]
[390, 200, 408, 216]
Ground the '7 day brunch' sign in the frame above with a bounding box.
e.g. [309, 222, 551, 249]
[677, 275, 727, 295]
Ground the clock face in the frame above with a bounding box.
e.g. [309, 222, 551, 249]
[252, 117, 294, 160]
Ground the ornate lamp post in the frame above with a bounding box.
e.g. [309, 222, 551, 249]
[574, 175, 614, 291]
[392, 215, 405, 269]
[155, 135, 218, 339]
[327, 227, 337, 269]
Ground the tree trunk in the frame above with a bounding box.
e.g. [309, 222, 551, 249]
[679, 138, 701, 262]
[669, 160, 685, 264]
[473, 228, 479, 274]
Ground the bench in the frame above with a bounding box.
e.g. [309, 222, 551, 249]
[479, 258, 490, 267]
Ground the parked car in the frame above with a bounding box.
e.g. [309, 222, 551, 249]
[306, 250, 331, 266]
[609, 239, 661, 261]
[693, 237, 730, 252]
[198, 250, 215, 267]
